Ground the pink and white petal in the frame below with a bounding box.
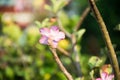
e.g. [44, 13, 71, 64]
[52, 41, 58, 48]
[107, 75, 114, 80]
[51, 26, 59, 31]
[47, 40, 58, 48]
[40, 28, 50, 36]
[39, 36, 48, 44]
[101, 72, 108, 80]
[58, 32, 65, 39]
[54, 32, 65, 41]
[50, 26, 59, 35]
[96, 78, 102, 80]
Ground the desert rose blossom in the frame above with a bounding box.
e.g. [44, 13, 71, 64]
[39, 26, 65, 48]
[96, 72, 114, 80]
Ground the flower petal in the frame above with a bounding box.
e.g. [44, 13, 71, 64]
[101, 72, 107, 80]
[107, 74, 114, 80]
[48, 39, 58, 48]
[51, 26, 59, 31]
[52, 40, 58, 48]
[58, 32, 65, 39]
[39, 36, 48, 44]
[39, 26, 65, 48]
[54, 32, 65, 41]
[96, 78, 102, 80]
[50, 26, 59, 36]
[40, 28, 50, 36]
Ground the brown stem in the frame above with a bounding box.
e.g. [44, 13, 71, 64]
[50, 48, 73, 80]
[57, 46, 70, 57]
[74, 0, 99, 31]
[74, 7, 90, 31]
[56, 8, 83, 78]
[57, 44, 83, 77]
[88, 0, 120, 79]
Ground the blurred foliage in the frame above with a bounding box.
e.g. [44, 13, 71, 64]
[88, 56, 103, 69]
[45, 0, 68, 14]
[0, 23, 66, 80]
[0, 0, 120, 80]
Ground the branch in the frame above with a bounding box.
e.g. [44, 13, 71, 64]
[57, 16, 71, 38]
[57, 46, 70, 57]
[88, 0, 120, 79]
[74, 7, 90, 31]
[71, 34, 82, 77]
[74, 0, 99, 31]
[57, 14, 83, 77]
[50, 48, 73, 80]
[57, 40, 83, 77]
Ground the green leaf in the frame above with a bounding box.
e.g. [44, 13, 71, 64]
[89, 70, 94, 79]
[75, 77, 84, 80]
[3, 25, 22, 41]
[53, 0, 66, 13]
[45, 5, 52, 12]
[5, 67, 14, 78]
[114, 24, 120, 31]
[51, 0, 56, 5]
[35, 18, 50, 28]
[88, 56, 102, 69]
[0, 72, 3, 80]
[35, 21, 42, 28]
[14, 66, 24, 76]
[41, 18, 50, 27]
[76, 29, 86, 41]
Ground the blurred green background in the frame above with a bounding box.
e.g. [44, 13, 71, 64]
[0, 0, 120, 80]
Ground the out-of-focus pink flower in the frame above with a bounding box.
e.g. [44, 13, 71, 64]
[39, 26, 65, 48]
[96, 72, 114, 80]
[14, 0, 24, 12]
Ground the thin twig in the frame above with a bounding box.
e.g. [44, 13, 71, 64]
[57, 16, 71, 38]
[71, 34, 82, 77]
[57, 45, 83, 77]
[74, 7, 90, 31]
[88, 0, 120, 79]
[56, 8, 83, 78]
[74, 0, 99, 31]
[70, 7, 91, 78]
[72, 7, 90, 77]
[57, 46, 70, 57]
[50, 48, 73, 80]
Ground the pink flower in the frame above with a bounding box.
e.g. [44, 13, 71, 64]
[14, 0, 24, 12]
[96, 72, 114, 80]
[39, 26, 65, 48]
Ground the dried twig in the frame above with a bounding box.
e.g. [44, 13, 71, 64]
[50, 48, 73, 80]
[74, 7, 90, 31]
[57, 46, 70, 57]
[88, 0, 120, 79]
